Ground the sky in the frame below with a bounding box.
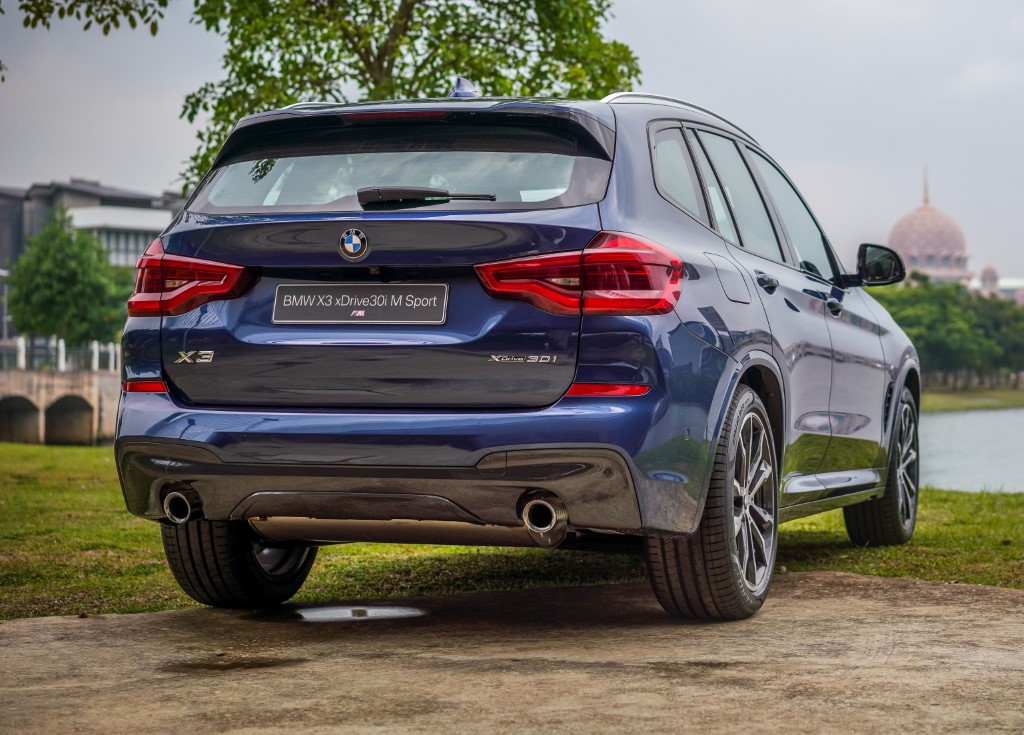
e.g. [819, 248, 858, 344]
[1, 0, 1023, 274]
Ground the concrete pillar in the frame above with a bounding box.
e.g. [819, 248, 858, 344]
[91, 341, 100, 372]
[57, 339, 66, 372]
[107, 342, 116, 373]
[16, 336, 26, 370]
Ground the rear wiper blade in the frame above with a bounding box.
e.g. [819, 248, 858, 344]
[357, 186, 496, 208]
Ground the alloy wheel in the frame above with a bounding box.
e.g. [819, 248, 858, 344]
[733, 411, 777, 595]
[895, 401, 919, 531]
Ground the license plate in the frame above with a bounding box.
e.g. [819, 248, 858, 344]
[272, 284, 448, 325]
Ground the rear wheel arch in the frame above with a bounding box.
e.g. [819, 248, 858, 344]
[902, 367, 921, 415]
[738, 362, 785, 473]
[692, 354, 786, 527]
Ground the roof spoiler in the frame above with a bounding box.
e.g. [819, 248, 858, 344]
[211, 103, 617, 169]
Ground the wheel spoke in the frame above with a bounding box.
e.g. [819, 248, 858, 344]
[749, 514, 768, 565]
[737, 431, 749, 490]
[900, 484, 913, 524]
[749, 460, 773, 496]
[895, 471, 906, 516]
[740, 518, 752, 582]
[749, 502, 773, 532]
[747, 428, 763, 486]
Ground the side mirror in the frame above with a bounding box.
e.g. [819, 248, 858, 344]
[850, 243, 906, 287]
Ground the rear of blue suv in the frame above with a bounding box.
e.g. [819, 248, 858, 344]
[117, 95, 919, 620]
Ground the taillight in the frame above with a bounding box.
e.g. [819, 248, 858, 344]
[474, 232, 683, 316]
[127, 239, 254, 317]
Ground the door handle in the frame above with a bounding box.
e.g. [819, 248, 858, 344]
[826, 297, 844, 316]
[755, 272, 779, 293]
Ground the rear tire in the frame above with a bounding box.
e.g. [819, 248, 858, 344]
[161, 519, 317, 608]
[645, 384, 779, 620]
[843, 387, 919, 546]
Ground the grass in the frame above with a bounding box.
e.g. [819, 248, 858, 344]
[921, 387, 1024, 413]
[1, 443, 1021, 619]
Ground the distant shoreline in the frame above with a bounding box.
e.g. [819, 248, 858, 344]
[921, 388, 1024, 414]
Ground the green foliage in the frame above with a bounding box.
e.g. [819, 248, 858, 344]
[869, 279, 1024, 383]
[180, 0, 641, 186]
[7, 206, 129, 345]
[12, 0, 167, 33]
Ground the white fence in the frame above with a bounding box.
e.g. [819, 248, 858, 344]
[0, 337, 120, 373]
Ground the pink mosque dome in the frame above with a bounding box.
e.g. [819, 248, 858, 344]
[888, 175, 971, 283]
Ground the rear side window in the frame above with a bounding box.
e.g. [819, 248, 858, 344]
[695, 131, 785, 263]
[189, 124, 612, 214]
[748, 149, 836, 281]
[687, 130, 739, 244]
[651, 127, 708, 225]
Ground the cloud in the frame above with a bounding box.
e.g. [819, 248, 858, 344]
[948, 59, 1023, 96]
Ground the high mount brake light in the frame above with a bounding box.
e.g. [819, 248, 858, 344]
[474, 233, 683, 316]
[127, 239, 254, 317]
[343, 111, 448, 122]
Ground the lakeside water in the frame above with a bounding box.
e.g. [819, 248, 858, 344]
[920, 407, 1024, 492]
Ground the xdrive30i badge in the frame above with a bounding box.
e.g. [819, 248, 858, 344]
[339, 228, 369, 261]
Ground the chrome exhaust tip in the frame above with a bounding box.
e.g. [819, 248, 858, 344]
[522, 497, 568, 547]
[163, 491, 196, 525]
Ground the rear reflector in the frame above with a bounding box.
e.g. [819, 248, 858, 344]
[565, 383, 651, 397]
[128, 239, 254, 317]
[475, 232, 683, 316]
[122, 380, 169, 393]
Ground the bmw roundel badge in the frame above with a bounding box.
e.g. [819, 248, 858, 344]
[339, 228, 369, 261]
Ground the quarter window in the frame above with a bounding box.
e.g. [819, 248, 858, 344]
[696, 131, 785, 263]
[749, 149, 836, 281]
[651, 127, 708, 225]
[687, 130, 739, 244]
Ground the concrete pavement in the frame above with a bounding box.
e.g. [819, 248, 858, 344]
[2, 572, 1023, 734]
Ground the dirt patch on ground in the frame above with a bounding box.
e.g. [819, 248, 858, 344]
[2, 572, 1023, 734]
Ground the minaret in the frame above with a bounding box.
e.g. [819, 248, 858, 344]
[923, 166, 929, 206]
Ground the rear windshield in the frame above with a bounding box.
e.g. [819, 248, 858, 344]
[189, 123, 612, 214]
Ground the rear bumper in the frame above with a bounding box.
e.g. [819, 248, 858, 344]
[117, 439, 642, 540]
[115, 386, 719, 538]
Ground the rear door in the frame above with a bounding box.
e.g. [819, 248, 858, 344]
[688, 129, 835, 493]
[156, 117, 612, 409]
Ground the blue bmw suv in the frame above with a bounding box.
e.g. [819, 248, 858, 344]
[116, 91, 919, 619]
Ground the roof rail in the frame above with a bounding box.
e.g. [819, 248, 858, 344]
[600, 92, 758, 143]
[282, 101, 337, 110]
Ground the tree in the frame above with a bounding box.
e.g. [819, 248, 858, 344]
[4, 1, 640, 187]
[7, 206, 128, 345]
[973, 293, 1024, 386]
[0, 0, 169, 81]
[180, 0, 641, 186]
[869, 282, 1004, 388]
